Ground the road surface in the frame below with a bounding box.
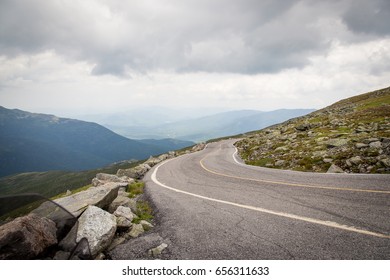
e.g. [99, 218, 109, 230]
[144, 139, 390, 259]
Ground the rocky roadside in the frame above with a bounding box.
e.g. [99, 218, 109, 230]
[0, 143, 206, 260]
[235, 87, 390, 174]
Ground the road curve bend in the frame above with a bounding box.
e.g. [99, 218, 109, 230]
[144, 139, 390, 259]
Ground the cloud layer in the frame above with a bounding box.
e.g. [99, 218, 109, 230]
[0, 0, 389, 114]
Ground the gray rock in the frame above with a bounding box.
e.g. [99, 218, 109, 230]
[326, 164, 344, 173]
[0, 214, 57, 260]
[355, 143, 369, 149]
[140, 220, 154, 231]
[295, 123, 311, 131]
[145, 157, 162, 167]
[127, 224, 144, 238]
[323, 158, 333, 163]
[117, 164, 151, 180]
[116, 216, 132, 230]
[326, 139, 349, 148]
[149, 243, 168, 257]
[108, 195, 135, 213]
[348, 156, 362, 165]
[49, 182, 121, 217]
[380, 158, 390, 167]
[72, 206, 117, 257]
[275, 160, 285, 167]
[369, 141, 382, 149]
[95, 252, 105, 260]
[114, 206, 135, 221]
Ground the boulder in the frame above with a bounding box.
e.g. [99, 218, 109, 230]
[326, 164, 344, 173]
[65, 206, 117, 257]
[92, 173, 133, 187]
[0, 214, 57, 259]
[369, 141, 382, 149]
[114, 206, 135, 221]
[145, 157, 162, 167]
[295, 123, 311, 131]
[380, 158, 390, 167]
[108, 195, 136, 213]
[275, 160, 285, 167]
[50, 182, 121, 217]
[116, 216, 133, 230]
[326, 138, 349, 148]
[355, 143, 369, 149]
[117, 164, 151, 180]
[348, 156, 362, 165]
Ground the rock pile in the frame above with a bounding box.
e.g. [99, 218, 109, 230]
[0, 144, 207, 259]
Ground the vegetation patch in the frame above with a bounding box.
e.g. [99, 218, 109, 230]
[127, 181, 145, 198]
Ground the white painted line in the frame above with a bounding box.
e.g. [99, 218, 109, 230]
[151, 159, 390, 239]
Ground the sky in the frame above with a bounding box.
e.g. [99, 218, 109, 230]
[0, 0, 389, 117]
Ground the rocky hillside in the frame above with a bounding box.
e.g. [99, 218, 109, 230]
[235, 86, 390, 174]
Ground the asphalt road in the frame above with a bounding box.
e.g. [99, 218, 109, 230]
[144, 139, 390, 259]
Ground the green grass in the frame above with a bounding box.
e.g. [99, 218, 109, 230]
[132, 201, 154, 224]
[127, 181, 145, 198]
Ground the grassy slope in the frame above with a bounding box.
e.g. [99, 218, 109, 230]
[235, 86, 390, 173]
[0, 160, 141, 198]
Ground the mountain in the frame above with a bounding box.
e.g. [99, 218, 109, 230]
[106, 109, 315, 142]
[0, 107, 193, 177]
[235, 86, 390, 174]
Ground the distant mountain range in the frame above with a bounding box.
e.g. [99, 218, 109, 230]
[104, 109, 315, 142]
[0, 106, 193, 177]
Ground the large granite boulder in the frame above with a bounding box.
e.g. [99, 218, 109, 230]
[0, 214, 57, 259]
[47, 182, 121, 217]
[61, 206, 116, 258]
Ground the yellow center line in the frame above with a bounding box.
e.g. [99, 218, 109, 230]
[152, 160, 390, 239]
[200, 156, 390, 194]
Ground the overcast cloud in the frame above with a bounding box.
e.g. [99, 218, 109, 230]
[0, 0, 389, 115]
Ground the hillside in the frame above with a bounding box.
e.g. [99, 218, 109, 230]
[235, 87, 390, 174]
[0, 107, 193, 177]
[108, 109, 315, 142]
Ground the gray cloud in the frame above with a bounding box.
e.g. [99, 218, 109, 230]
[342, 0, 390, 36]
[0, 0, 388, 76]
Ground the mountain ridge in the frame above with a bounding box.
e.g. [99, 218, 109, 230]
[0, 106, 193, 177]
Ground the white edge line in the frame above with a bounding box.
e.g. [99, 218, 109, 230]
[151, 159, 389, 239]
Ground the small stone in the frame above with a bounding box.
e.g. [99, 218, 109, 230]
[149, 243, 168, 257]
[369, 141, 382, 149]
[275, 160, 285, 167]
[140, 220, 153, 231]
[128, 224, 144, 238]
[355, 143, 369, 149]
[65, 190, 72, 196]
[348, 156, 362, 165]
[380, 158, 390, 167]
[95, 252, 105, 260]
[327, 164, 344, 173]
[323, 158, 333, 163]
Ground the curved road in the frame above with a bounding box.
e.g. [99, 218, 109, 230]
[144, 139, 390, 259]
